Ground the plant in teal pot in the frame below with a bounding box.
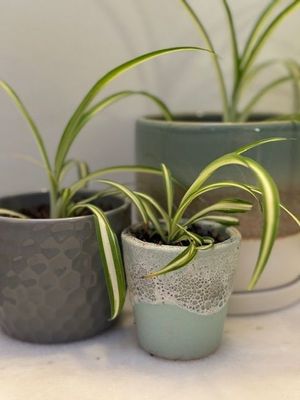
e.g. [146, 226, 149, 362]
[95, 139, 299, 360]
[135, 0, 300, 314]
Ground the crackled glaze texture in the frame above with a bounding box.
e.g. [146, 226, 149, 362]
[122, 222, 241, 316]
[0, 192, 130, 343]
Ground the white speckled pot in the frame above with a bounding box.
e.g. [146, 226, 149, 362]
[122, 221, 241, 360]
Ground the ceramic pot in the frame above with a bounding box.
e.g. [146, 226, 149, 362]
[135, 114, 300, 314]
[0, 192, 131, 343]
[122, 221, 241, 360]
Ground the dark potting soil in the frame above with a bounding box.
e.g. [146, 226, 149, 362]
[16, 202, 113, 219]
[133, 224, 229, 246]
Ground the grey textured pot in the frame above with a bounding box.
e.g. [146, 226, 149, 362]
[0, 192, 131, 343]
[122, 221, 241, 360]
[135, 114, 300, 314]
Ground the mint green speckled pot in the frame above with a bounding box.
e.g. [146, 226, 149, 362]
[122, 221, 241, 360]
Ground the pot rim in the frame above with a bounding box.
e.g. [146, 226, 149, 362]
[122, 221, 241, 253]
[137, 112, 299, 127]
[0, 190, 130, 223]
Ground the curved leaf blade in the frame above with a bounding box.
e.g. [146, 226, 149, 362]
[184, 198, 253, 227]
[0, 209, 28, 219]
[161, 163, 174, 218]
[77, 90, 173, 134]
[144, 243, 197, 278]
[97, 179, 148, 223]
[71, 203, 126, 319]
[55, 46, 209, 174]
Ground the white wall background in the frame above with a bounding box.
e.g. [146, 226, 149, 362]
[0, 0, 299, 194]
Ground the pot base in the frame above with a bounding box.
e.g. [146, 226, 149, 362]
[229, 233, 300, 315]
[134, 303, 227, 360]
[229, 278, 300, 315]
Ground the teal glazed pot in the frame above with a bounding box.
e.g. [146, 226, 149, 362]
[135, 114, 300, 314]
[136, 114, 300, 236]
[136, 114, 300, 192]
[122, 221, 241, 360]
[0, 192, 131, 343]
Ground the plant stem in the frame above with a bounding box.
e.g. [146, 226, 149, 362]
[180, 0, 230, 121]
[239, 76, 292, 122]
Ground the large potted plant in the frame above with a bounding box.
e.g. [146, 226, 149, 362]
[0, 46, 205, 343]
[135, 0, 300, 313]
[96, 139, 299, 360]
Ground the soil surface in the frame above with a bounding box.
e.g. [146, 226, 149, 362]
[132, 224, 228, 246]
[10, 202, 113, 219]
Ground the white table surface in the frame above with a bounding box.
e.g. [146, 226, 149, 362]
[0, 302, 299, 400]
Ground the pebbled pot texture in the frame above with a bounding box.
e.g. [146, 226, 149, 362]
[122, 221, 241, 360]
[0, 192, 131, 343]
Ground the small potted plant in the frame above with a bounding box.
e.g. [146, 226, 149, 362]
[135, 0, 300, 313]
[0, 46, 205, 343]
[95, 138, 299, 360]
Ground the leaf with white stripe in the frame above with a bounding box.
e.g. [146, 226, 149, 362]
[161, 164, 174, 218]
[71, 203, 126, 319]
[0, 209, 28, 219]
[97, 179, 148, 223]
[144, 243, 197, 278]
[184, 198, 253, 226]
[138, 197, 167, 242]
[194, 215, 240, 226]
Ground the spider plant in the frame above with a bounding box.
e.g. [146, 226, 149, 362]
[89, 138, 300, 318]
[180, 0, 300, 122]
[0, 46, 210, 219]
[0, 46, 210, 319]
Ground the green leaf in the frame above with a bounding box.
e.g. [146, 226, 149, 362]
[191, 180, 259, 201]
[135, 192, 170, 228]
[144, 242, 197, 278]
[174, 154, 249, 224]
[180, 0, 230, 120]
[194, 215, 240, 226]
[169, 143, 281, 288]
[174, 224, 204, 246]
[184, 198, 253, 227]
[69, 165, 170, 198]
[55, 46, 209, 175]
[235, 137, 289, 155]
[0, 209, 28, 219]
[222, 0, 240, 84]
[239, 75, 297, 121]
[138, 197, 167, 241]
[96, 179, 148, 223]
[71, 189, 119, 208]
[71, 203, 126, 319]
[284, 60, 300, 113]
[0, 80, 52, 175]
[243, 157, 280, 289]
[161, 164, 174, 218]
[76, 90, 173, 134]
[247, 185, 300, 228]
[241, 1, 300, 74]
[0, 80, 58, 217]
[59, 159, 90, 185]
[241, 0, 282, 65]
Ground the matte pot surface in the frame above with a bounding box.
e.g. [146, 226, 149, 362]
[0, 192, 131, 343]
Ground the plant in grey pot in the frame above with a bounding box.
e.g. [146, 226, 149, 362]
[136, 0, 300, 314]
[100, 138, 299, 360]
[0, 46, 206, 343]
